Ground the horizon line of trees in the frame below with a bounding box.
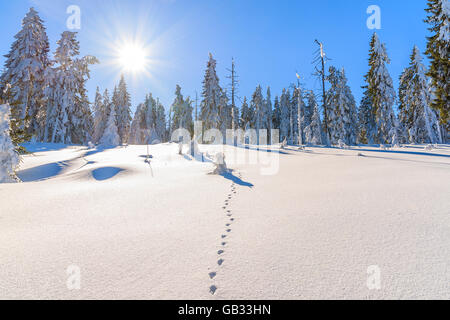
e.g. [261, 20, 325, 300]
[116, 0, 450, 147]
[1, 1, 449, 155]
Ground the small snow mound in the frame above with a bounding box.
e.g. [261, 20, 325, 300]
[338, 139, 348, 149]
[211, 152, 228, 175]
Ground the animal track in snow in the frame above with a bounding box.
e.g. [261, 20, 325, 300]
[208, 171, 243, 296]
[210, 285, 217, 295]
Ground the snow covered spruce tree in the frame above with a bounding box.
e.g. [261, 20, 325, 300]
[0, 104, 20, 183]
[264, 87, 273, 135]
[92, 87, 104, 143]
[93, 88, 111, 144]
[272, 96, 281, 133]
[240, 97, 253, 130]
[425, 0, 449, 142]
[72, 57, 96, 145]
[99, 106, 120, 147]
[171, 85, 193, 136]
[155, 98, 167, 142]
[129, 103, 146, 145]
[326, 67, 358, 145]
[200, 53, 222, 135]
[0, 8, 50, 142]
[302, 91, 314, 134]
[145, 94, 158, 143]
[129, 93, 167, 145]
[398, 46, 442, 144]
[304, 91, 323, 145]
[113, 75, 132, 145]
[363, 33, 397, 144]
[170, 85, 184, 137]
[44, 31, 98, 144]
[358, 89, 376, 144]
[218, 90, 231, 139]
[291, 86, 304, 144]
[251, 85, 267, 141]
[279, 89, 291, 142]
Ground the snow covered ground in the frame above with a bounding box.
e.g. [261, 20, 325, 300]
[0, 143, 449, 300]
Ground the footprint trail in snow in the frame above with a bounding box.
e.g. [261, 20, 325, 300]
[208, 171, 242, 296]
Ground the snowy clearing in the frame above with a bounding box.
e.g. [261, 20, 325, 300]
[0, 143, 449, 300]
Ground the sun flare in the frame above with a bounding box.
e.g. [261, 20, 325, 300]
[117, 43, 148, 73]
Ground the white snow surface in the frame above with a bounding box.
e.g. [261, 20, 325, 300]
[0, 143, 449, 300]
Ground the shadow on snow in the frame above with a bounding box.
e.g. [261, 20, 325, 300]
[221, 171, 254, 188]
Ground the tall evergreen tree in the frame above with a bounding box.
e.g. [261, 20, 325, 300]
[326, 67, 358, 145]
[44, 31, 97, 144]
[291, 87, 303, 144]
[240, 97, 253, 130]
[364, 33, 397, 144]
[129, 102, 146, 145]
[171, 85, 193, 136]
[272, 96, 281, 131]
[93, 88, 110, 144]
[200, 53, 221, 132]
[72, 55, 96, 144]
[0, 8, 50, 142]
[129, 93, 167, 145]
[218, 90, 231, 138]
[279, 89, 291, 142]
[425, 0, 449, 140]
[155, 98, 167, 142]
[358, 89, 376, 144]
[114, 75, 132, 144]
[171, 85, 185, 132]
[304, 94, 323, 145]
[303, 90, 315, 130]
[252, 85, 265, 137]
[145, 94, 157, 140]
[264, 87, 273, 132]
[399, 46, 442, 144]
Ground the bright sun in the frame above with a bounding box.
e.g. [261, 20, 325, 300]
[118, 43, 148, 73]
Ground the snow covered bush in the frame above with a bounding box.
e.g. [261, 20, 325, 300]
[0, 104, 20, 183]
[211, 152, 228, 175]
[398, 46, 442, 144]
[337, 139, 348, 149]
[99, 108, 120, 147]
[280, 137, 287, 149]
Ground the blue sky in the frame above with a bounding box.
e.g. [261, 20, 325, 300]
[0, 0, 431, 114]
